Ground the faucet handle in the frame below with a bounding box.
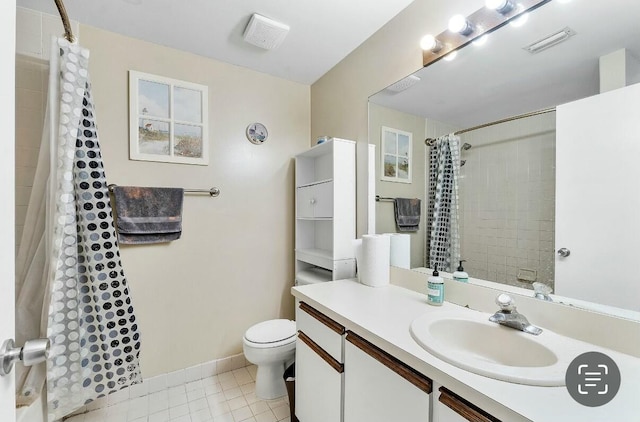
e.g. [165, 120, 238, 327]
[495, 293, 516, 312]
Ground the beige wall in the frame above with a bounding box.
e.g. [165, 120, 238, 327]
[311, 0, 485, 236]
[369, 103, 426, 267]
[74, 26, 308, 376]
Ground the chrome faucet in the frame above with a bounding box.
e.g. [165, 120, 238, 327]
[489, 293, 542, 335]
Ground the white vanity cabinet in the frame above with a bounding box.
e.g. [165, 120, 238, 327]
[295, 139, 356, 281]
[344, 332, 431, 422]
[434, 385, 501, 422]
[295, 302, 345, 422]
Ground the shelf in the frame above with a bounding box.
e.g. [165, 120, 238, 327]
[297, 178, 334, 189]
[297, 217, 333, 221]
[296, 248, 333, 269]
[296, 267, 333, 285]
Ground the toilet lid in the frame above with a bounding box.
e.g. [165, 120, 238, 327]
[245, 319, 296, 344]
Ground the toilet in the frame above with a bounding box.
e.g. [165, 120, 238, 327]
[243, 318, 297, 400]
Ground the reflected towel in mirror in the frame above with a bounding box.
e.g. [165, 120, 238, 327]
[393, 198, 421, 232]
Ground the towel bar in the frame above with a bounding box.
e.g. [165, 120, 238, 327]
[107, 184, 220, 197]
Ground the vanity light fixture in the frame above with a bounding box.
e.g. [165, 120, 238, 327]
[420, 34, 443, 52]
[448, 14, 475, 36]
[485, 0, 515, 15]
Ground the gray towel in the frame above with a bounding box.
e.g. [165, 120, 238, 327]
[112, 186, 184, 244]
[394, 198, 421, 232]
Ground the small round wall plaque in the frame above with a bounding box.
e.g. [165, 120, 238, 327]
[246, 123, 268, 145]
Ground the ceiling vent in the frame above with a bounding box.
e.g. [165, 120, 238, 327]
[524, 27, 577, 54]
[386, 75, 421, 92]
[243, 14, 290, 50]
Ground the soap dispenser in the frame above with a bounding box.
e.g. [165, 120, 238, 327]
[427, 264, 444, 306]
[453, 260, 468, 283]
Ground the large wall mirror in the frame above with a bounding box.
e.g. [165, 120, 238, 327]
[368, 0, 640, 319]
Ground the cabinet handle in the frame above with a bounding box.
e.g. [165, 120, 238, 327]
[438, 387, 501, 422]
[299, 302, 345, 335]
[346, 331, 432, 394]
[298, 331, 344, 374]
[310, 198, 316, 205]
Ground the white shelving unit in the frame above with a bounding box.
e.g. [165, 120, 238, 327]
[295, 138, 356, 282]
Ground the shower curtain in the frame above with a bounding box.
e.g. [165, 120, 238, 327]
[15, 37, 142, 422]
[426, 134, 461, 272]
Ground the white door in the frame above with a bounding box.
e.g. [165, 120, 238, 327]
[1, 1, 17, 420]
[555, 83, 640, 311]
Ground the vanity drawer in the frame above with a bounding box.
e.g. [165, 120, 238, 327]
[297, 302, 345, 363]
[438, 387, 501, 422]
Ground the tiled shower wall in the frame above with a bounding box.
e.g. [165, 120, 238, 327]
[457, 113, 556, 290]
[15, 56, 47, 256]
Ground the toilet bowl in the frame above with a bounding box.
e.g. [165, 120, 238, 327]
[243, 319, 297, 400]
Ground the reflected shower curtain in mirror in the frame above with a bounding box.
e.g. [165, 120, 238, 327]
[16, 37, 143, 421]
[426, 134, 461, 272]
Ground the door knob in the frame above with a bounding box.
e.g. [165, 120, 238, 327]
[557, 248, 571, 258]
[0, 338, 49, 376]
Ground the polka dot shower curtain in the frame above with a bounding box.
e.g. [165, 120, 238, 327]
[44, 37, 142, 421]
[426, 134, 461, 272]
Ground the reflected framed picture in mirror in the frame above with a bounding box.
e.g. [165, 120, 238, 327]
[381, 126, 412, 183]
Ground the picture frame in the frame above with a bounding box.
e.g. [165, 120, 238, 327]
[381, 126, 412, 183]
[129, 71, 209, 165]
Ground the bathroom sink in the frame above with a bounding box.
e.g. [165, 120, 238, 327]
[410, 311, 583, 386]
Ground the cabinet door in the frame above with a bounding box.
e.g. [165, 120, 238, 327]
[436, 387, 501, 422]
[344, 333, 431, 422]
[312, 181, 334, 218]
[297, 186, 315, 218]
[296, 332, 343, 422]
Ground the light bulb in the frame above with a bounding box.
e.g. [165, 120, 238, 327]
[443, 50, 458, 62]
[448, 15, 474, 35]
[420, 34, 441, 52]
[485, 0, 514, 13]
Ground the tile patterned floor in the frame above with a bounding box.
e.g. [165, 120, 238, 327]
[65, 366, 292, 422]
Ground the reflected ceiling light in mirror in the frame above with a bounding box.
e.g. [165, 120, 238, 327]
[485, 0, 515, 14]
[473, 35, 489, 46]
[420, 34, 443, 52]
[443, 50, 458, 61]
[510, 12, 529, 27]
[448, 14, 475, 36]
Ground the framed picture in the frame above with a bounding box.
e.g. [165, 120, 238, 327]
[381, 126, 412, 183]
[129, 71, 209, 165]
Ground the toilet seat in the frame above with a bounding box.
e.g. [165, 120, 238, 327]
[244, 319, 296, 349]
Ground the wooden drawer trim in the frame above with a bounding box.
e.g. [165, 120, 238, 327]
[439, 387, 501, 422]
[298, 331, 344, 374]
[299, 302, 345, 335]
[346, 331, 432, 394]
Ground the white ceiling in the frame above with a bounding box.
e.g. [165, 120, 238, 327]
[370, 0, 640, 128]
[16, 0, 416, 85]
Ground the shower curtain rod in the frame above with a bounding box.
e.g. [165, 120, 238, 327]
[54, 0, 75, 43]
[425, 106, 556, 146]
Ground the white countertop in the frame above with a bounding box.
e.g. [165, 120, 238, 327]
[291, 279, 640, 422]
